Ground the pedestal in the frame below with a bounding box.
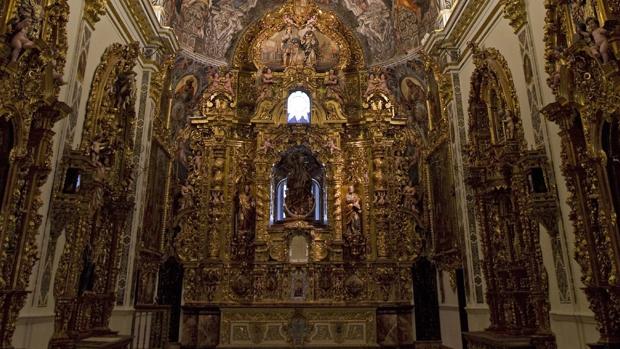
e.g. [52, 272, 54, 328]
[376, 306, 414, 349]
[181, 306, 220, 349]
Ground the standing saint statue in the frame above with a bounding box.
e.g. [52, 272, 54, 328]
[344, 185, 363, 250]
[236, 184, 256, 233]
[284, 151, 315, 217]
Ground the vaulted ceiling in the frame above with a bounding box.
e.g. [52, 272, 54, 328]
[163, 0, 439, 65]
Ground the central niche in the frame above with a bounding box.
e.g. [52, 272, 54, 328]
[271, 146, 326, 224]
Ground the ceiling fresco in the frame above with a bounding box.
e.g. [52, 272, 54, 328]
[161, 0, 440, 65]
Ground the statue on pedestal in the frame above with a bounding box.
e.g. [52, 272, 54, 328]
[344, 185, 365, 258]
[236, 184, 256, 233]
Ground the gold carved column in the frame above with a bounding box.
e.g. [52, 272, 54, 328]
[254, 129, 272, 262]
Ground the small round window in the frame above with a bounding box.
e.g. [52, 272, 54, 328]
[287, 91, 311, 124]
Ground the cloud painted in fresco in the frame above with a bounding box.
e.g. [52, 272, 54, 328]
[164, 0, 439, 65]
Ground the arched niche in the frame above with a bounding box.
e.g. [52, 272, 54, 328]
[251, 79, 348, 125]
[80, 42, 141, 186]
[271, 146, 326, 224]
[468, 46, 523, 147]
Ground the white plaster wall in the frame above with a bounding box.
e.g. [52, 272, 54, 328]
[438, 272, 462, 349]
[110, 309, 135, 336]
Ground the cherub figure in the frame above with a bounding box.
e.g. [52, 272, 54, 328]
[326, 138, 341, 154]
[261, 68, 274, 84]
[586, 17, 614, 64]
[324, 69, 338, 86]
[502, 110, 515, 140]
[10, 18, 36, 63]
[283, 14, 297, 28]
[365, 72, 389, 96]
[90, 137, 106, 163]
[258, 138, 274, 155]
[305, 14, 318, 29]
[180, 184, 194, 210]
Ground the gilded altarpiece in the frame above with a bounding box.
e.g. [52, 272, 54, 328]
[49, 42, 140, 348]
[135, 56, 176, 306]
[463, 45, 556, 349]
[543, 0, 620, 346]
[173, 2, 427, 348]
[0, 0, 70, 347]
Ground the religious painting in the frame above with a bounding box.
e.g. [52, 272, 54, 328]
[171, 74, 199, 168]
[400, 76, 428, 128]
[602, 119, 620, 231]
[260, 25, 340, 72]
[172, 75, 198, 129]
[143, 142, 170, 251]
[428, 144, 458, 254]
[395, 0, 433, 19]
[164, 0, 441, 65]
[395, 0, 440, 54]
[340, 0, 395, 61]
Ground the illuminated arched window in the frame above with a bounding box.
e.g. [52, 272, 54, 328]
[287, 91, 311, 124]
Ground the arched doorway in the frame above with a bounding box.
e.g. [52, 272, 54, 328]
[158, 257, 184, 342]
[412, 257, 441, 341]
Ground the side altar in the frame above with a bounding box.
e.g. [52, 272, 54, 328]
[174, 2, 429, 348]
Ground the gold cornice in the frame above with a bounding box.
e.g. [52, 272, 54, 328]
[92, 0, 178, 55]
[121, 0, 156, 46]
[445, 0, 487, 46]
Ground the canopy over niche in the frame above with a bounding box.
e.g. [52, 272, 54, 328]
[163, 0, 440, 66]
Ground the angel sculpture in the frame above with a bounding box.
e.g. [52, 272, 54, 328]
[586, 17, 617, 64]
[8, 0, 41, 64]
[9, 18, 36, 64]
